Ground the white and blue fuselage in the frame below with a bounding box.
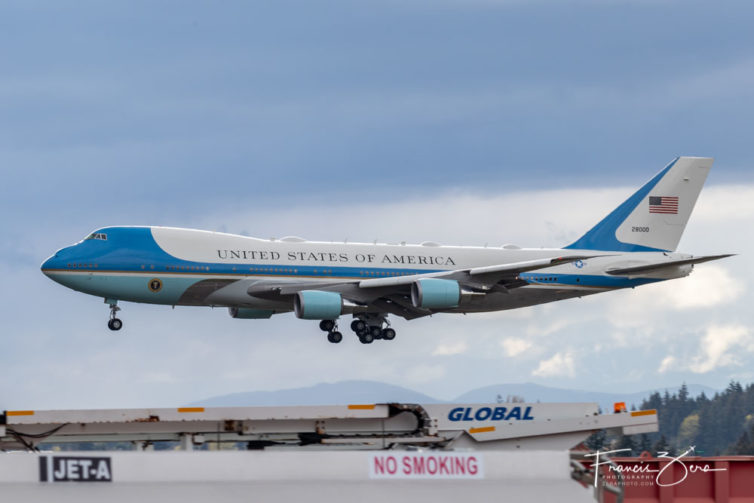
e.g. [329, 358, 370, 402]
[41, 226, 680, 311]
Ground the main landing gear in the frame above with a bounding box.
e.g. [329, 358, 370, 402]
[318, 315, 396, 344]
[350, 315, 396, 344]
[106, 299, 123, 331]
[319, 319, 343, 344]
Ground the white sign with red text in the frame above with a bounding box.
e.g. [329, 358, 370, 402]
[369, 452, 484, 480]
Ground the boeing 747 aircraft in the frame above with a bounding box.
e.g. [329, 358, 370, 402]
[42, 157, 731, 344]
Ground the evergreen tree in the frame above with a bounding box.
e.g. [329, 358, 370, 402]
[586, 430, 607, 451]
[642, 392, 660, 414]
[696, 399, 719, 454]
[615, 434, 636, 455]
[638, 434, 652, 454]
[727, 380, 744, 394]
[731, 429, 753, 455]
[653, 435, 672, 455]
[679, 383, 689, 403]
[718, 381, 746, 453]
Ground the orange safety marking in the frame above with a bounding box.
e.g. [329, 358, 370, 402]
[630, 409, 657, 417]
[469, 426, 496, 434]
[7, 410, 35, 416]
[177, 407, 205, 413]
[347, 404, 376, 410]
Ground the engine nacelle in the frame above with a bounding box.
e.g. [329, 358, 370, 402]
[228, 307, 275, 319]
[294, 290, 343, 320]
[411, 278, 460, 309]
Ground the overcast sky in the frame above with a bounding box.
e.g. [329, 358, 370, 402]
[2, 1, 753, 409]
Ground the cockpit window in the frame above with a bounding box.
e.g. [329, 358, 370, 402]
[85, 232, 108, 241]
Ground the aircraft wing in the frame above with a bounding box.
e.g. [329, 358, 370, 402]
[358, 254, 601, 291]
[605, 254, 734, 276]
[238, 253, 728, 320]
[244, 254, 601, 320]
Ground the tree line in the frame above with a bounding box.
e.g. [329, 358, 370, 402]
[587, 381, 754, 455]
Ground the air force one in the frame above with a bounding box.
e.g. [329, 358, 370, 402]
[42, 157, 731, 344]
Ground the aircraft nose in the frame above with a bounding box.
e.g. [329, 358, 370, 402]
[41, 250, 65, 275]
[41, 255, 56, 275]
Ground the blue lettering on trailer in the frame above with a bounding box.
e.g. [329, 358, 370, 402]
[447, 406, 534, 422]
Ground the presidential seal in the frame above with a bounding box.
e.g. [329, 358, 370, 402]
[148, 278, 163, 293]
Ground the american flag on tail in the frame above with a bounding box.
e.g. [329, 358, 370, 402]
[649, 196, 679, 214]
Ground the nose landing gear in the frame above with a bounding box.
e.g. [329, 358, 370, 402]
[106, 299, 123, 331]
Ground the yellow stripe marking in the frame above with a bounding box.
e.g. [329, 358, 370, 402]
[631, 409, 657, 417]
[177, 407, 205, 413]
[469, 426, 496, 434]
[7, 410, 35, 416]
[348, 404, 376, 410]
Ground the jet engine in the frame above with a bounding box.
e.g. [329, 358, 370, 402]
[294, 290, 343, 320]
[411, 278, 460, 309]
[228, 307, 275, 319]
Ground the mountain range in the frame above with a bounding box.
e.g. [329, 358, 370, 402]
[192, 380, 719, 412]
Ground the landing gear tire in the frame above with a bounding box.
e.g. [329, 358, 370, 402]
[382, 328, 396, 340]
[319, 320, 335, 332]
[370, 326, 382, 339]
[359, 332, 374, 344]
[327, 331, 343, 344]
[106, 299, 122, 332]
[351, 320, 366, 333]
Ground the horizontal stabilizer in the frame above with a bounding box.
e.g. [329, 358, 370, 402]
[605, 254, 734, 276]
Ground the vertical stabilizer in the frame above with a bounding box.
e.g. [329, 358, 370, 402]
[565, 157, 713, 252]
